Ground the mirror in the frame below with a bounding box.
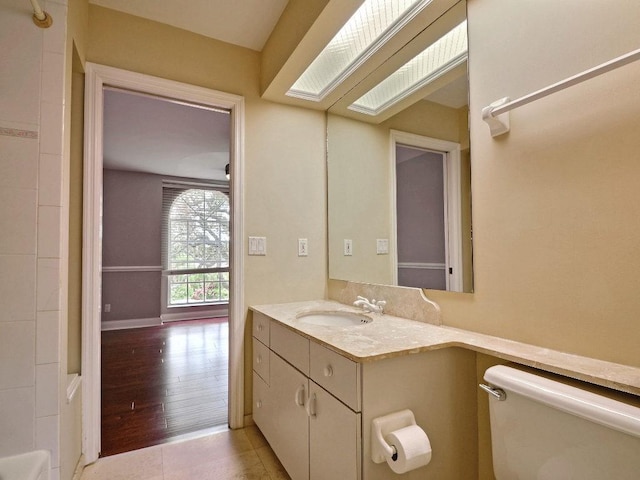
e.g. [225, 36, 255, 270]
[327, 1, 473, 292]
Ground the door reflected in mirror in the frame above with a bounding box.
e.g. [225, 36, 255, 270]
[395, 145, 449, 290]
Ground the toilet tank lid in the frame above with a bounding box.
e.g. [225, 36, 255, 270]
[484, 365, 640, 439]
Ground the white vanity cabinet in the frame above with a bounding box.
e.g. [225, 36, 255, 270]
[251, 311, 362, 480]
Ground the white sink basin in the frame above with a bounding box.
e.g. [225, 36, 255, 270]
[296, 311, 373, 327]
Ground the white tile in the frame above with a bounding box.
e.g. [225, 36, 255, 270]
[40, 101, 64, 156]
[0, 5, 42, 126]
[37, 258, 61, 312]
[0, 321, 36, 389]
[39, 153, 63, 206]
[0, 134, 38, 189]
[0, 187, 37, 255]
[42, 1, 68, 55]
[41, 52, 65, 105]
[36, 363, 59, 417]
[0, 255, 37, 321]
[36, 414, 60, 468]
[38, 206, 61, 258]
[0, 387, 35, 457]
[37, 311, 60, 365]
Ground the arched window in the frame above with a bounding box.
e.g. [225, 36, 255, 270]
[164, 188, 230, 306]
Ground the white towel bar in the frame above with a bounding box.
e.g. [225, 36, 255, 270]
[482, 47, 640, 137]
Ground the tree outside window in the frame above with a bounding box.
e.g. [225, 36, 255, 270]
[167, 188, 230, 306]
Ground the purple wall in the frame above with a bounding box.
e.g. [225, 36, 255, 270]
[102, 169, 162, 322]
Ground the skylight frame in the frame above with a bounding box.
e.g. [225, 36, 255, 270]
[286, 0, 435, 102]
[348, 19, 468, 116]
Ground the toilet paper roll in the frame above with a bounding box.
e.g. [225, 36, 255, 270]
[385, 425, 432, 474]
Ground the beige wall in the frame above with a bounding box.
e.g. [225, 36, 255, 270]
[62, 1, 88, 479]
[425, 0, 640, 368]
[327, 114, 393, 284]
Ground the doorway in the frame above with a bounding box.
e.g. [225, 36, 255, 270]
[390, 130, 464, 292]
[98, 86, 231, 455]
[82, 63, 245, 463]
[395, 145, 448, 289]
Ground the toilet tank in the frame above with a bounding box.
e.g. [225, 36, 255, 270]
[483, 365, 640, 480]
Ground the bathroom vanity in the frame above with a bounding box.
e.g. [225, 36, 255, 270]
[252, 311, 362, 479]
[250, 302, 478, 480]
[251, 298, 640, 480]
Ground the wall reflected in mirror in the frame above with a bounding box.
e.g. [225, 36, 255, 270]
[326, 2, 473, 293]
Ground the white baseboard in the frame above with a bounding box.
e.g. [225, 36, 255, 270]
[101, 317, 162, 331]
[161, 309, 228, 322]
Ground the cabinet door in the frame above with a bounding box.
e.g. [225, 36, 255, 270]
[309, 381, 361, 480]
[269, 352, 310, 480]
[253, 371, 271, 436]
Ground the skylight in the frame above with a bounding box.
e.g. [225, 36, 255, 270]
[349, 20, 468, 116]
[287, 0, 433, 101]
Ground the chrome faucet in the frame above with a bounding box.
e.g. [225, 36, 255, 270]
[353, 296, 386, 314]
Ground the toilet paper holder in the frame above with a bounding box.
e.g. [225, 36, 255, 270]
[371, 409, 418, 463]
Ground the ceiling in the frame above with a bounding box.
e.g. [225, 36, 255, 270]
[89, 0, 289, 51]
[103, 89, 231, 181]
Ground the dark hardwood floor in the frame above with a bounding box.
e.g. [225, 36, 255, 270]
[101, 318, 229, 457]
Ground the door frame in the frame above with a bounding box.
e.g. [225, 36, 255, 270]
[82, 63, 245, 463]
[389, 130, 463, 292]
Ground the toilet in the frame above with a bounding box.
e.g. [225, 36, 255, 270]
[482, 365, 640, 479]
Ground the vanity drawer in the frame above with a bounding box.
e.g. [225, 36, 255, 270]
[310, 341, 360, 411]
[270, 321, 309, 376]
[253, 337, 270, 383]
[253, 311, 270, 345]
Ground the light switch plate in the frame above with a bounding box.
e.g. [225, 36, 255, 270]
[344, 239, 353, 256]
[249, 236, 267, 255]
[376, 238, 389, 255]
[298, 238, 308, 256]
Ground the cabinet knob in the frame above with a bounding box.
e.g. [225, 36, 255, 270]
[257, 324, 264, 332]
[323, 365, 333, 377]
[256, 355, 262, 364]
[256, 400, 262, 409]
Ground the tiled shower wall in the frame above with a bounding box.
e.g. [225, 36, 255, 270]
[0, 1, 69, 479]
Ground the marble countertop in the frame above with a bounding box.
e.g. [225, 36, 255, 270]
[251, 300, 640, 397]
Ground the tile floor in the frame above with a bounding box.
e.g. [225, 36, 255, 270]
[80, 426, 291, 480]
